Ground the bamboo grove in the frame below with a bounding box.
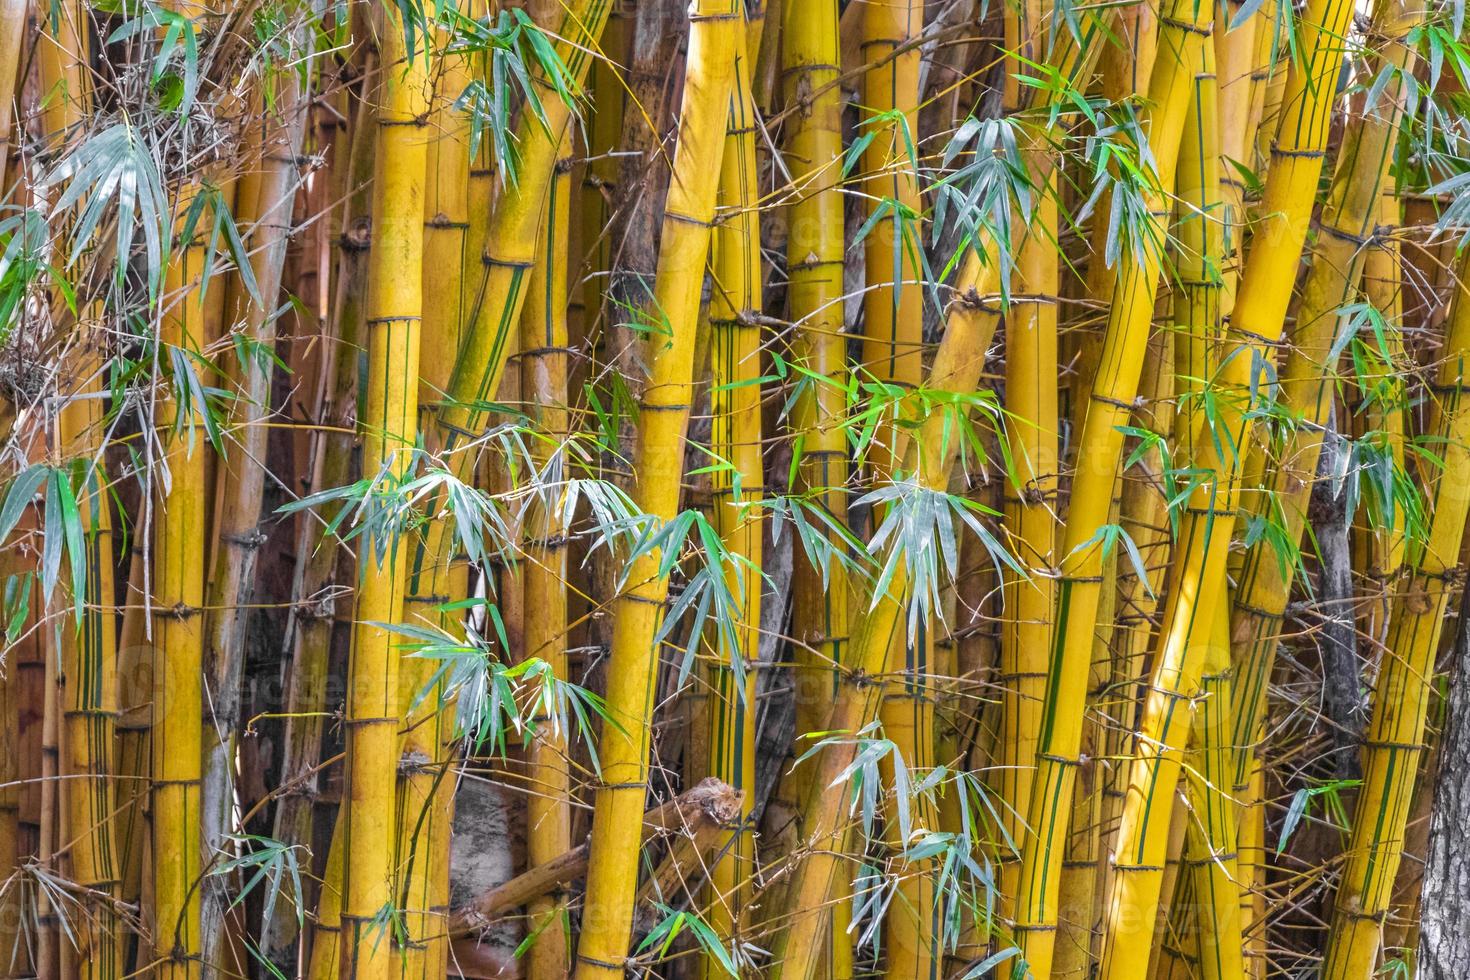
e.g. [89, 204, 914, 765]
[4, 0, 1470, 978]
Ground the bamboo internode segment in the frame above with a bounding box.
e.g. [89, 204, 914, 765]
[516, 7, 574, 965]
[783, 9, 853, 922]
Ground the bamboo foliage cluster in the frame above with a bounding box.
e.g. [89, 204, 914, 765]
[1, 1, 1470, 979]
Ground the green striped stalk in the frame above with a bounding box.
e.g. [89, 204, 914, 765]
[1068, 0, 1156, 428]
[417, 0, 612, 559]
[773, 2, 856, 971]
[1181, 594, 1246, 980]
[337, 7, 429, 973]
[1009, 0, 1217, 972]
[857, 1, 941, 973]
[1141, 52, 1236, 980]
[1223, 6, 1418, 971]
[395, 21, 479, 975]
[1353, 187, 1410, 643]
[1213, 5, 1263, 317]
[516, 125, 575, 980]
[1095, 328, 1175, 975]
[996, 0, 1059, 916]
[699, 6, 764, 971]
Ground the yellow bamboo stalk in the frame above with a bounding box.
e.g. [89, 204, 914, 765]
[434, 0, 612, 468]
[784, 0, 850, 782]
[769, 273, 1003, 980]
[338, 11, 429, 976]
[1181, 593, 1246, 980]
[1069, 0, 1157, 426]
[1214, 5, 1261, 316]
[392, 24, 477, 977]
[34, 6, 123, 975]
[698, 7, 764, 971]
[1353, 187, 1410, 641]
[857, 1, 940, 971]
[151, 184, 214, 980]
[997, 148, 1059, 926]
[996, 0, 1044, 905]
[57, 394, 121, 980]
[515, 130, 575, 980]
[1318, 262, 1470, 980]
[777, 2, 855, 970]
[571, 5, 740, 975]
[1132, 55, 1230, 980]
[1102, 325, 1175, 882]
[305, 809, 346, 980]
[399, 14, 613, 862]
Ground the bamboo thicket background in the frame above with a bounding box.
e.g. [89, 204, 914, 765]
[1, 0, 1470, 978]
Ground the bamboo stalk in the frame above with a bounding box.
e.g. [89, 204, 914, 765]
[37, 624, 60, 980]
[571, 4, 741, 974]
[515, 110, 575, 980]
[1069, 0, 1157, 428]
[857, 1, 939, 972]
[1128, 54, 1228, 980]
[1181, 593, 1246, 980]
[770, 18, 1105, 976]
[390, 23, 478, 978]
[57, 390, 121, 980]
[337, 10, 429, 976]
[698, 5, 764, 970]
[764, 2, 856, 970]
[996, 0, 1060, 902]
[151, 183, 214, 980]
[1224, 0, 1422, 918]
[397, 18, 614, 888]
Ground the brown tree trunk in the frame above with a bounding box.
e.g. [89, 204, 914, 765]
[1419, 606, 1470, 980]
